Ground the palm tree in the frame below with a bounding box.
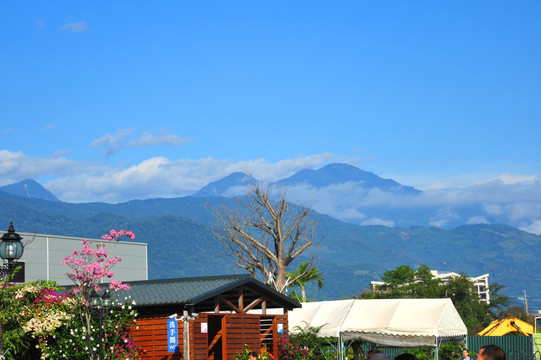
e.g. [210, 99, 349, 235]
[287, 262, 324, 302]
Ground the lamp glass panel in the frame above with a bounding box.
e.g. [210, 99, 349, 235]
[0, 241, 23, 260]
[0, 241, 7, 259]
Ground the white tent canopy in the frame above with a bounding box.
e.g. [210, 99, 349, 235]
[289, 298, 467, 348]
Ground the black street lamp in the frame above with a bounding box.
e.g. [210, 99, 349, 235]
[89, 289, 112, 360]
[0, 222, 24, 358]
[0, 222, 24, 280]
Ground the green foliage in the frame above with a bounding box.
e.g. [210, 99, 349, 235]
[0, 283, 34, 359]
[443, 276, 491, 334]
[289, 322, 335, 360]
[497, 305, 529, 322]
[438, 343, 460, 360]
[277, 337, 309, 360]
[235, 324, 333, 360]
[46, 294, 143, 360]
[235, 344, 270, 360]
[371, 265, 510, 334]
[1, 281, 69, 360]
[378, 265, 443, 299]
[287, 262, 324, 302]
[402, 348, 432, 360]
[3, 191, 541, 305]
[406, 344, 458, 360]
[0, 281, 143, 360]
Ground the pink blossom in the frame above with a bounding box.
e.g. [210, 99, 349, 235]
[109, 280, 131, 291]
[63, 229, 135, 299]
[102, 229, 136, 242]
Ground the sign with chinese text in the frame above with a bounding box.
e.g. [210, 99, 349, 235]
[167, 318, 179, 353]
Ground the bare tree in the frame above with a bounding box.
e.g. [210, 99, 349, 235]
[210, 175, 320, 294]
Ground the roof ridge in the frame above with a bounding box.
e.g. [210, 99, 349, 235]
[126, 273, 251, 285]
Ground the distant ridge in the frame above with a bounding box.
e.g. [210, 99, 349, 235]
[275, 163, 422, 195]
[192, 163, 422, 198]
[0, 169, 540, 310]
[0, 179, 60, 202]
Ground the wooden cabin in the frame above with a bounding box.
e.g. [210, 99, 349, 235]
[122, 274, 300, 360]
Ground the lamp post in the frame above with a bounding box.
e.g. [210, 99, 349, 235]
[0, 222, 24, 280]
[0, 222, 24, 358]
[89, 289, 112, 360]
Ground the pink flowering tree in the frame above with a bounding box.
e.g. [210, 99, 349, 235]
[62, 229, 142, 360]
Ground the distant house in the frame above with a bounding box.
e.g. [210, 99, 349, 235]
[122, 274, 300, 360]
[370, 269, 490, 304]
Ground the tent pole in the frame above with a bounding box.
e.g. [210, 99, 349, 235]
[434, 338, 441, 360]
[338, 334, 343, 360]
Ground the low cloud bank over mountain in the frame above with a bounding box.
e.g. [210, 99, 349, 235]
[2, 161, 540, 234]
[191, 163, 541, 234]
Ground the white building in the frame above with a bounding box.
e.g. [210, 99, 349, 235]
[9, 232, 148, 285]
[430, 270, 490, 304]
[370, 270, 491, 304]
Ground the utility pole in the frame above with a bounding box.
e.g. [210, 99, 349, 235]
[519, 290, 529, 314]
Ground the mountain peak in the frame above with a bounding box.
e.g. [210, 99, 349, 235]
[0, 179, 60, 202]
[192, 172, 251, 197]
[275, 163, 421, 194]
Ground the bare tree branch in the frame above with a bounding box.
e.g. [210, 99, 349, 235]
[209, 174, 320, 293]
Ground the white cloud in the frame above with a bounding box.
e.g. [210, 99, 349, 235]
[0, 150, 79, 186]
[227, 153, 335, 183]
[90, 128, 134, 156]
[91, 129, 192, 156]
[483, 204, 503, 216]
[2, 149, 541, 235]
[497, 173, 539, 185]
[62, 20, 88, 33]
[522, 220, 541, 235]
[466, 216, 489, 225]
[360, 218, 395, 227]
[40, 154, 338, 203]
[128, 132, 191, 148]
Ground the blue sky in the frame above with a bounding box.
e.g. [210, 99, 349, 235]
[1, 1, 540, 213]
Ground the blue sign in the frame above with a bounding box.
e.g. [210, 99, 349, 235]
[167, 318, 179, 353]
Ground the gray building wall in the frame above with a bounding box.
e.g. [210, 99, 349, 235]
[16, 232, 148, 285]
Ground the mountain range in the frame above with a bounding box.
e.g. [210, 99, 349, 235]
[1, 163, 539, 311]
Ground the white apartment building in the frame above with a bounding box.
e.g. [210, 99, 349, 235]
[430, 270, 490, 304]
[370, 269, 490, 304]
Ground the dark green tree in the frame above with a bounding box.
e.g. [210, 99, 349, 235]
[497, 305, 529, 322]
[378, 265, 442, 298]
[368, 265, 509, 334]
[443, 275, 491, 333]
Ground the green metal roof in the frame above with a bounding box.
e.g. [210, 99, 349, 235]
[116, 274, 300, 312]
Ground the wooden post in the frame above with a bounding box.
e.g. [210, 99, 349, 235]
[183, 310, 190, 360]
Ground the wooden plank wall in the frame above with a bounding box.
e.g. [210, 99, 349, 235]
[226, 314, 261, 359]
[133, 313, 290, 360]
[191, 315, 212, 360]
[133, 315, 185, 360]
